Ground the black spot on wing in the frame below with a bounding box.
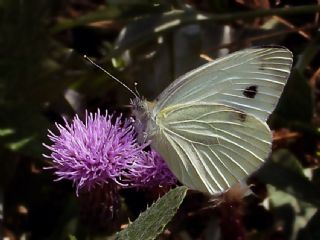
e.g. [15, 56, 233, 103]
[228, 107, 247, 123]
[238, 112, 247, 122]
[243, 85, 258, 99]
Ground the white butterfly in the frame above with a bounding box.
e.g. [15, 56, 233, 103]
[131, 46, 293, 195]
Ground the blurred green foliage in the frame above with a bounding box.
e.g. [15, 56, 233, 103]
[1, 0, 320, 239]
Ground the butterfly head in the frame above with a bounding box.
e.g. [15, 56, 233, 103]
[131, 97, 148, 114]
[131, 97, 155, 144]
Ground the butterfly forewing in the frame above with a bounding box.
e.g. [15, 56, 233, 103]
[151, 103, 272, 195]
[152, 47, 293, 121]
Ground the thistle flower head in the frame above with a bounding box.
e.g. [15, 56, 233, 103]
[44, 110, 176, 194]
[120, 149, 177, 188]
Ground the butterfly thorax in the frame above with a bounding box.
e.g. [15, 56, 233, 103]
[131, 97, 156, 144]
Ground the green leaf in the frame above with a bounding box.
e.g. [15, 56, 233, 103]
[297, 210, 320, 240]
[266, 186, 318, 239]
[0, 103, 50, 157]
[272, 68, 313, 125]
[271, 148, 304, 174]
[0, 128, 14, 137]
[51, 7, 121, 33]
[5, 136, 34, 151]
[110, 10, 204, 58]
[68, 235, 77, 240]
[116, 186, 188, 240]
[109, 5, 320, 59]
[257, 149, 320, 207]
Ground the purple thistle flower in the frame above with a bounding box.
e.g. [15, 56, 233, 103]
[43, 110, 176, 194]
[120, 149, 177, 188]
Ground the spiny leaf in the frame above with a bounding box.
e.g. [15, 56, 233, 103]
[116, 186, 188, 240]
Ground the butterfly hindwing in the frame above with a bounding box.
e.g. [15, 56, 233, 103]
[152, 47, 293, 122]
[151, 103, 271, 194]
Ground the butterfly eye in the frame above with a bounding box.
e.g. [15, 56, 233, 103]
[131, 98, 148, 119]
[135, 102, 144, 112]
[243, 85, 258, 99]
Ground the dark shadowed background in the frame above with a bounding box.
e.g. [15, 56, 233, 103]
[1, 0, 320, 239]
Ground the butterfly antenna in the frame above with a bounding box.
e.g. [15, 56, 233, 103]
[134, 82, 141, 98]
[83, 55, 139, 98]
